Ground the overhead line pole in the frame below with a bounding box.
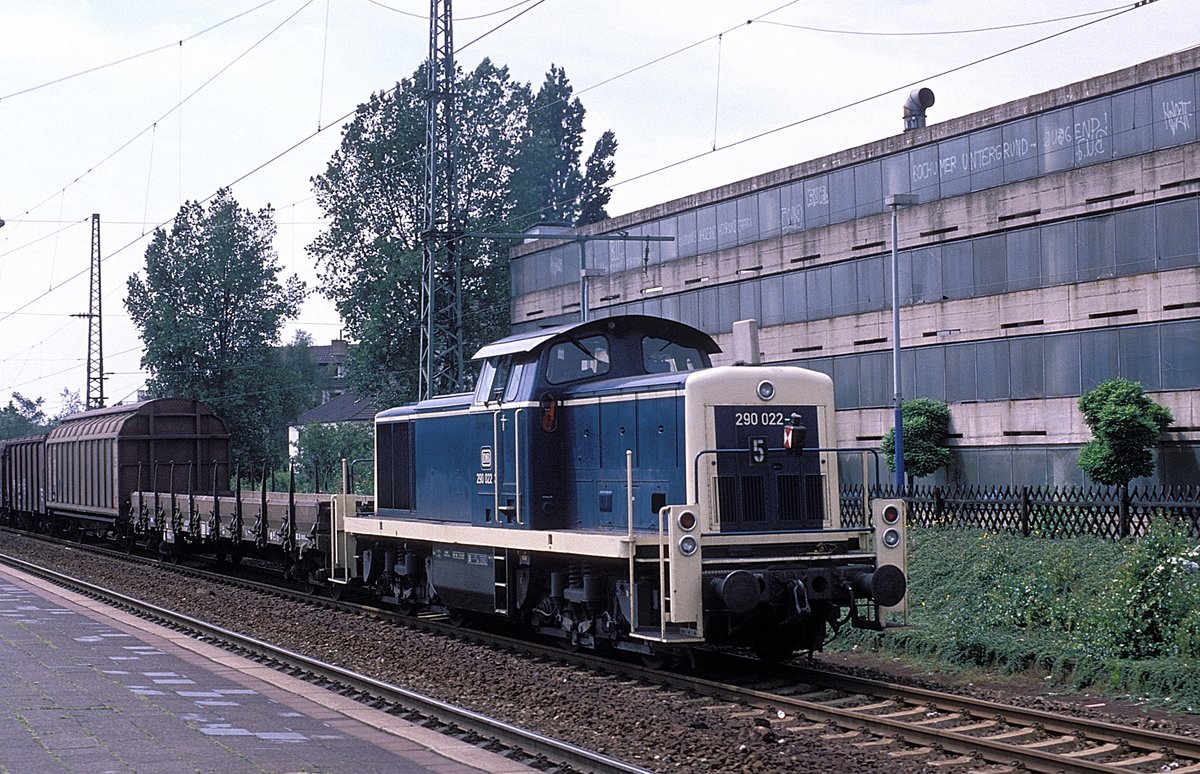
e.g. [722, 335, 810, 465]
[419, 0, 463, 400]
[72, 213, 105, 410]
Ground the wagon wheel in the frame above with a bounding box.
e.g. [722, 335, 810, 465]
[639, 649, 668, 669]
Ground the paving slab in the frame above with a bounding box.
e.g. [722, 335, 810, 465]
[0, 564, 535, 774]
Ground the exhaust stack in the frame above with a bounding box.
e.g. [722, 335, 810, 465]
[903, 88, 935, 131]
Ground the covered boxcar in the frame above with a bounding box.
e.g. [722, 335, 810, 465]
[44, 398, 231, 534]
[0, 435, 47, 527]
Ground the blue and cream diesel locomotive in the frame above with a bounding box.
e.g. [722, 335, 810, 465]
[330, 315, 907, 660]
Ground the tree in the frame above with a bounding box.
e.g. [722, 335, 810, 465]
[53, 388, 84, 422]
[881, 398, 952, 483]
[509, 66, 618, 229]
[0, 392, 47, 439]
[278, 329, 322, 411]
[310, 61, 616, 406]
[125, 188, 307, 465]
[292, 422, 374, 494]
[576, 129, 618, 226]
[1077, 378, 1173, 487]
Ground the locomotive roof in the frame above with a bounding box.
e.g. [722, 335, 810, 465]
[471, 314, 720, 361]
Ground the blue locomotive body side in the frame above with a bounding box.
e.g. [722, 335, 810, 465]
[553, 382, 684, 532]
[375, 377, 689, 533]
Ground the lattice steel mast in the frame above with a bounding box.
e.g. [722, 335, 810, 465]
[418, 0, 464, 400]
[83, 213, 105, 409]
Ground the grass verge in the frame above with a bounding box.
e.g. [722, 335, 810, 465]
[831, 524, 1200, 713]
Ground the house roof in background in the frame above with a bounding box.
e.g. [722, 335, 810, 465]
[296, 393, 380, 425]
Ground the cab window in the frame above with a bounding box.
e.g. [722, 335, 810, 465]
[546, 335, 610, 384]
[642, 336, 706, 373]
[474, 355, 515, 404]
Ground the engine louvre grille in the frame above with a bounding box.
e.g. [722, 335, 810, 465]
[777, 474, 802, 517]
[711, 404, 826, 530]
[741, 475, 765, 522]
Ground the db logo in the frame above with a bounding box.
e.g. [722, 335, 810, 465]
[480, 446, 493, 470]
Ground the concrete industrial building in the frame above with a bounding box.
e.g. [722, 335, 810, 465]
[507, 47, 1200, 489]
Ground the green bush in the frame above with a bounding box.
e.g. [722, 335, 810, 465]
[1088, 521, 1200, 660]
[836, 524, 1200, 711]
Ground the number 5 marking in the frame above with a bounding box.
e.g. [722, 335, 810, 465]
[749, 436, 767, 464]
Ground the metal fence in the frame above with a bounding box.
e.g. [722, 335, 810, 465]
[840, 484, 1200, 539]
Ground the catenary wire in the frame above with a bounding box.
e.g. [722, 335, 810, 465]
[0, 0, 282, 101]
[610, 2, 1147, 191]
[11, 0, 315, 226]
[366, 0, 540, 22]
[756, 3, 1132, 37]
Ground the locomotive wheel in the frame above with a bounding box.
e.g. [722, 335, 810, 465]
[327, 583, 345, 602]
[639, 650, 667, 669]
[555, 636, 582, 653]
[446, 609, 469, 627]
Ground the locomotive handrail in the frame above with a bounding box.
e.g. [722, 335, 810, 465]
[690, 444, 874, 509]
[491, 411, 500, 523]
[347, 457, 373, 494]
[625, 450, 636, 630]
[514, 408, 524, 526]
[657, 505, 669, 640]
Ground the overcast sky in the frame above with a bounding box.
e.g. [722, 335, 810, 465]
[0, 0, 1195, 414]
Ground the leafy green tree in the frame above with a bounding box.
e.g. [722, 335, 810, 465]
[0, 392, 47, 439]
[1077, 378, 1173, 487]
[279, 329, 322, 413]
[292, 422, 374, 494]
[125, 188, 307, 465]
[509, 66, 618, 229]
[310, 60, 616, 407]
[881, 398, 952, 483]
[576, 129, 618, 226]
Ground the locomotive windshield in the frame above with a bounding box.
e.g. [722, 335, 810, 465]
[546, 335, 610, 384]
[474, 355, 523, 404]
[642, 336, 706, 373]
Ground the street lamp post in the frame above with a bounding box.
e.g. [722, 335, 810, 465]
[886, 193, 918, 493]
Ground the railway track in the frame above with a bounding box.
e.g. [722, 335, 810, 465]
[5, 528, 1200, 772]
[671, 662, 1200, 773]
[0, 547, 651, 774]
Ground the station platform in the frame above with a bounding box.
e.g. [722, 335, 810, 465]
[0, 563, 532, 773]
